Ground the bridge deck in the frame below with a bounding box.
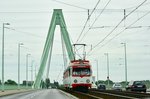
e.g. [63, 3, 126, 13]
[0, 89, 78, 99]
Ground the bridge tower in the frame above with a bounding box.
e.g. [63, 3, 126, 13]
[34, 9, 74, 88]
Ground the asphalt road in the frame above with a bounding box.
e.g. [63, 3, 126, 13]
[0, 89, 75, 99]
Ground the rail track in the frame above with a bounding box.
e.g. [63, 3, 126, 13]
[61, 89, 150, 99]
[92, 89, 150, 98]
[62, 89, 102, 99]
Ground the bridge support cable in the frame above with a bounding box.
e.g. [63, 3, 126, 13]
[46, 34, 54, 79]
[59, 18, 74, 60]
[34, 9, 74, 88]
[61, 31, 68, 70]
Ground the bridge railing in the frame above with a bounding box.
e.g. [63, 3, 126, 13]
[0, 85, 32, 90]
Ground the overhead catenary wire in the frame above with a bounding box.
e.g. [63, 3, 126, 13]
[78, 0, 112, 43]
[125, 1, 150, 9]
[88, 0, 111, 29]
[87, 9, 150, 57]
[0, 9, 149, 14]
[90, 25, 150, 29]
[76, 0, 101, 43]
[56, 64, 64, 81]
[5, 27, 43, 38]
[52, 0, 87, 10]
[0, 10, 86, 13]
[60, 16, 83, 59]
[87, 0, 147, 54]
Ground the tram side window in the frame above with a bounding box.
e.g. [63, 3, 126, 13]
[63, 68, 70, 78]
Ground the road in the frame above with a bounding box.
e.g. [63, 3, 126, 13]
[0, 89, 77, 99]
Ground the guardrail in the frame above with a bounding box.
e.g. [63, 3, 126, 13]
[0, 85, 32, 90]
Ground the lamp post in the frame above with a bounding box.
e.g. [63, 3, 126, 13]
[34, 64, 37, 81]
[26, 54, 31, 88]
[1, 23, 10, 92]
[95, 60, 99, 83]
[18, 43, 24, 90]
[104, 53, 110, 89]
[121, 43, 128, 86]
[31, 60, 34, 86]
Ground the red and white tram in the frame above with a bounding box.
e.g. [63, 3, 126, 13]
[63, 59, 92, 92]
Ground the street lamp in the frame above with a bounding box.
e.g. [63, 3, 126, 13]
[31, 60, 34, 85]
[26, 54, 31, 88]
[1, 23, 10, 92]
[18, 43, 24, 90]
[104, 53, 110, 89]
[34, 65, 37, 81]
[121, 43, 128, 86]
[95, 60, 99, 83]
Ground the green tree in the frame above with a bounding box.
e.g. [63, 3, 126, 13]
[54, 81, 59, 88]
[40, 80, 46, 89]
[45, 78, 50, 89]
[105, 79, 113, 85]
[96, 80, 105, 85]
[5, 79, 17, 85]
[96, 79, 114, 85]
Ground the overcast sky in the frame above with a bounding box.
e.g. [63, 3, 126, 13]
[0, 0, 150, 84]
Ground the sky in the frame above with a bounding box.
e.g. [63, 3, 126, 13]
[0, 0, 150, 84]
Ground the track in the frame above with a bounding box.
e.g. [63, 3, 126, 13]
[63, 89, 102, 99]
[62, 89, 150, 99]
[92, 90, 150, 98]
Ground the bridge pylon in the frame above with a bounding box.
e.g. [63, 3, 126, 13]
[34, 9, 74, 88]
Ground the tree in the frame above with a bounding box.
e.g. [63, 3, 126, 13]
[45, 78, 50, 89]
[40, 80, 46, 89]
[54, 81, 59, 88]
[0, 80, 1, 85]
[96, 80, 105, 85]
[105, 79, 113, 85]
[96, 80, 114, 85]
[5, 79, 17, 85]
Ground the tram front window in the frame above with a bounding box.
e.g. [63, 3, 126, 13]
[73, 68, 90, 76]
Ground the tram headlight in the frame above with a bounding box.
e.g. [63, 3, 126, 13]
[86, 79, 90, 83]
[74, 79, 77, 83]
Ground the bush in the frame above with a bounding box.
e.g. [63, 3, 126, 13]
[5, 79, 17, 85]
